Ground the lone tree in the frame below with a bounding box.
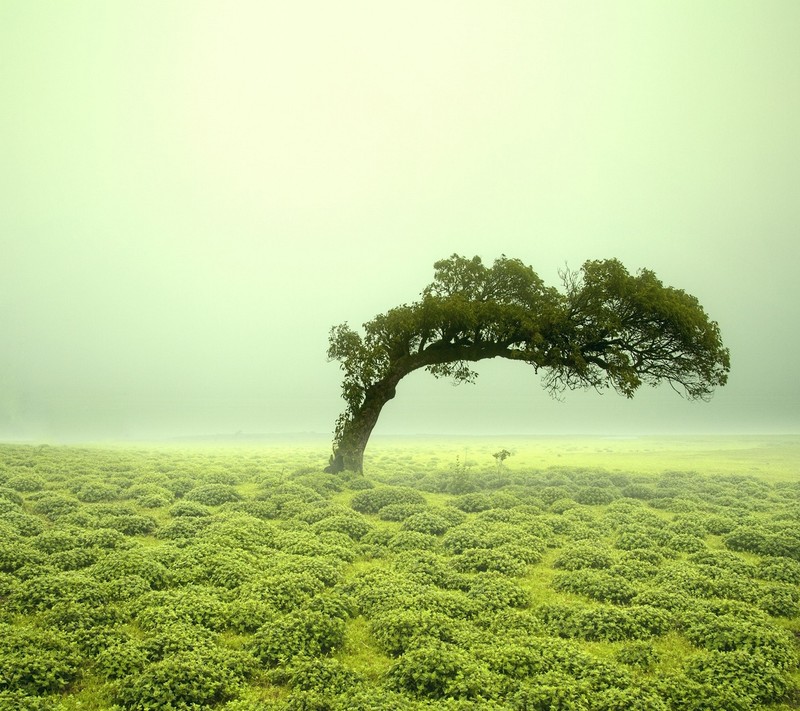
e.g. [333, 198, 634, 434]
[325, 255, 729, 473]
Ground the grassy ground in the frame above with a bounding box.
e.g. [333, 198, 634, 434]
[363, 433, 800, 480]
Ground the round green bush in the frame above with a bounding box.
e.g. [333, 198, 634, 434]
[387, 530, 441, 552]
[74, 480, 122, 503]
[92, 548, 170, 589]
[389, 639, 497, 700]
[11, 571, 105, 612]
[112, 650, 247, 709]
[32, 528, 81, 554]
[392, 550, 466, 590]
[0, 541, 44, 573]
[95, 512, 158, 536]
[467, 572, 529, 612]
[185, 483, 242, 506]
[0, 487, 24, 506]
[0, 624, 82, 695]
[48, 546, 100, 571]
[452, 493, 494, 513]
[376, 502, 428, 521]
[311, 514, 371, 541]
[251, 608, 345, 666]
[685, 649, 796, 706]
[553, 544, 614, 571]
[5, 474, 45, 493]
[574, 486, 617, 506]
[756, 556, 800, 585]
[281, 656, 364, 695]
[552, 570, 637, 605]
[451, 548, 526, 577]
[512, 672, 590, 710]
[401, 510, 453, 536]
[350, 487, 426, 515]
[28, 493, 81, 520]
[93, 638, 148, 680]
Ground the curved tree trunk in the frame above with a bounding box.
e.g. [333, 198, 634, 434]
[325, 379, 399, 474]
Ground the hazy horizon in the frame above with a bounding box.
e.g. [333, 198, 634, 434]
[2, 2, 799, 442]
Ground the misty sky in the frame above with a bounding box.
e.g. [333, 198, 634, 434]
[2, 2, 799, 441]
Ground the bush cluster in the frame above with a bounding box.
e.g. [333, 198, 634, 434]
[0, 443, 797, 710]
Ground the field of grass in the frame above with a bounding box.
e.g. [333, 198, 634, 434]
[0, 435, 798, 710]
[363, 434, 800, 480]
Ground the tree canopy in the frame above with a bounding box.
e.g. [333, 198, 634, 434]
[326, 255, 730, 473]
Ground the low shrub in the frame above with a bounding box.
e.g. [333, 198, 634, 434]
[376, 502, 428, 521]
[10, 571, 105, 612]
[553, 544, 614, 571]
[401, 510, 454, 536]
[28, 493, 81, 520]
[512, 671, 590, 710]
[685, 649, 797, 706]
[92, 548, 171, 589]
[389, 639, 497, 700]
[184, 483, 242, 506]
[0, 624, 82, 695]
[5, 474, 45, 493]
[756, 556, 800, 585]
[467, 572, 529, 612]
[350, 487, 426, 515]
[112, 649, 249, 710]
[311, 514, 371, 541]
[387, 530, 441, 552]
[451, 548, 527, 577]
[251, 608, 345, 666]
[135, 587, 230, 631]
[552, 570, 637, 604]
[370, 609, 472, 656]
[281, 656, 364, 694]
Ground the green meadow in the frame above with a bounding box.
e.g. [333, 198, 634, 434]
[0, 435, 798, 710]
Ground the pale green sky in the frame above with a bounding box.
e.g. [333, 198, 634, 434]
[2, 1, 798, 440]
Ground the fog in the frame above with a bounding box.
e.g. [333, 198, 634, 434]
[2, 2, 798, 441]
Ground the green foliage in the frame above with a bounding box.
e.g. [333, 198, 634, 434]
[552, 569, 638, 604]
[614, 640, 660, 670]
[350, 486, 426, 514]
[540, 602, 671, 641]
[135, 586, 231, 631]
[685, 650, 796, 706]
[512, 673, 591, 710]
[756, 555, 800, 584]
[28, 492, 81, 520]
[112, 649, 250, 710]
[311, 513, 371, 540]
[401, 510, 455, 535]
[185, 483, 243, 506]
[467, 572, 529, 611]
[251, 608, 346, 666]
[279, 656, 364, 695]
[377, 502, 428, 521]
[451, 547, 527, 576]
[389, 639, 498, 700]
[5, 474, 45, 492]
[0, 444, 797, 711]
[553, 543, 614, 570]
[168, 499, 213, 517]
[92, 548, 171, 589]
[0, 624, 82, 695]
[10, 571, 105, 612]
[370, 608, 473, 656]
